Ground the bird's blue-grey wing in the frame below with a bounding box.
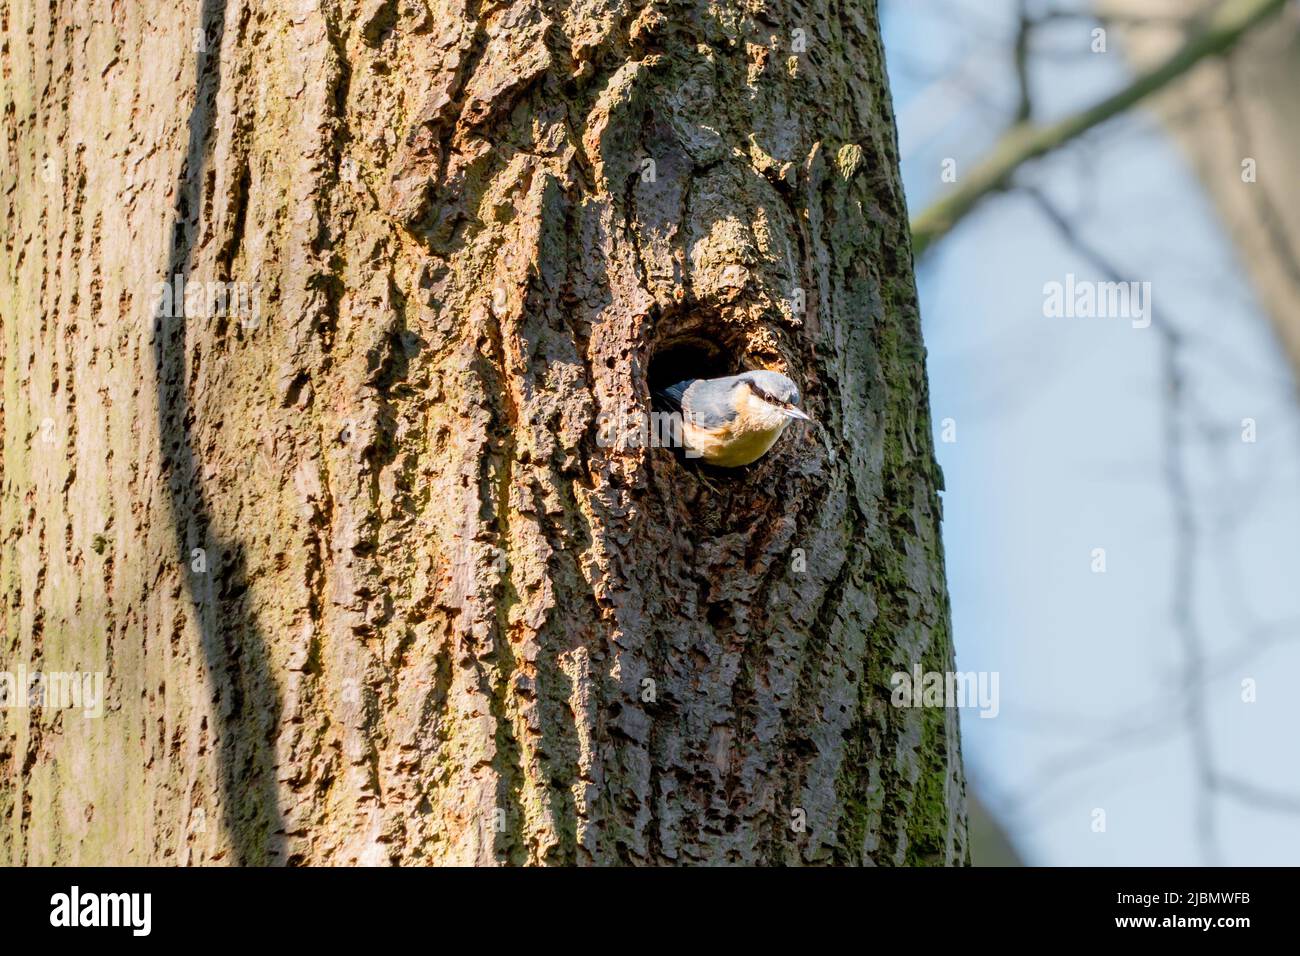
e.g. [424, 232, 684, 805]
[652, 379, 694, 415]
[680, 379, 740, 429]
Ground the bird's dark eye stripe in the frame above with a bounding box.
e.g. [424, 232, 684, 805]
[747, 379, 800, 405]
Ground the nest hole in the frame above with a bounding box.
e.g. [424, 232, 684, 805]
[648, 339, 739, 395]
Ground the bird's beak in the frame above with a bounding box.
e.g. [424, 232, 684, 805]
[784, 406, 812, 422]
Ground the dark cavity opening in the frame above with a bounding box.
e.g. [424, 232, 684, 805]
[648, 338, 737, 396]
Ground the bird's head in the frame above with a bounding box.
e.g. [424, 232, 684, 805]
[736, 370, 812, 423]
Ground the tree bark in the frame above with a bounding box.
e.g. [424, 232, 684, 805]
[0, 0, 964, 865]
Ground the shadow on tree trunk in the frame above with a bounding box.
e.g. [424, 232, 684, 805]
[153, 0, 285, 866]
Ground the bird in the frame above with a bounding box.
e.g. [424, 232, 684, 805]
[654, 369, 812, 468]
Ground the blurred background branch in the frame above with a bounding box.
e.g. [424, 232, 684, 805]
[910, 0, 1289, 257]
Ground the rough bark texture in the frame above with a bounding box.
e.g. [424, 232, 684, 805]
[1, 0, 964, 864]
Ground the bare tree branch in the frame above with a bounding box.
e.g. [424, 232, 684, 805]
[1212, 775, 1300, 814]
[910, 0, 1289, 257]
[1013, 0, 1035, 124]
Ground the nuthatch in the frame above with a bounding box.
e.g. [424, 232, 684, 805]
[655, 369, 812, 467]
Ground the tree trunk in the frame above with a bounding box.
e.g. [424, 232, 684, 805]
[0, 0, 964, 865]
